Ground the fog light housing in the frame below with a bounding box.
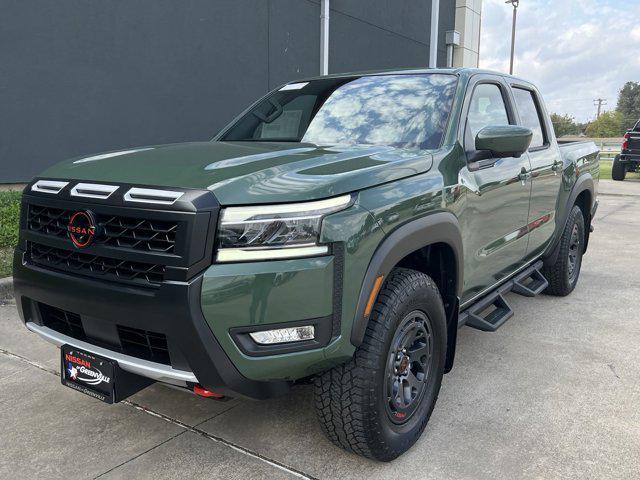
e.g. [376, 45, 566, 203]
[249, 326, 315, 345]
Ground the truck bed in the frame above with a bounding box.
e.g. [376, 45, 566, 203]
[558, 140, 599, 164]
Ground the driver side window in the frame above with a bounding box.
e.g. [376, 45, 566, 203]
[466, 83, 510, 140]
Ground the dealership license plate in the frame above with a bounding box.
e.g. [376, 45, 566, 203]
[61, 345, 116, 404]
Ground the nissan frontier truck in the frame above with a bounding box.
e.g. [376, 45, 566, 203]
[14, 68, 599, 460]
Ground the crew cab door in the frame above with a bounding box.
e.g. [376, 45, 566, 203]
[510, 84, 561, 258]
[459, 77, 533, 305]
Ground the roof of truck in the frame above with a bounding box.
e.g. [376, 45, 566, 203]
[294, 67, 529, 84]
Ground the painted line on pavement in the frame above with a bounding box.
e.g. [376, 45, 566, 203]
[0, 347, 318, 480]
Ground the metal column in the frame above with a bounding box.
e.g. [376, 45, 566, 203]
[320, 0, 330, 75]
[429, 0, 439, 68]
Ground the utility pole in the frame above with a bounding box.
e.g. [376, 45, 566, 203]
[593, 98, 607, 118]
[505, 0, 519, 75]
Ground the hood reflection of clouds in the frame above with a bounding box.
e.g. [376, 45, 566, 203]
[303, 75, 456, 151]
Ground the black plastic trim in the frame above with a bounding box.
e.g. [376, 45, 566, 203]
[458, 260, 545, 331]
[331, 243, 345, 339]
[13, 251, 290, 400]
[542, 173, 594, 267]
[350, 212, 464, 346]
[19, 180, 220, 283]
[230, 316, 332, 357]
[24, 178, 215, 212]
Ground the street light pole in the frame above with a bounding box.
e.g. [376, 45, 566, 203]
[506, 0, 519, 75]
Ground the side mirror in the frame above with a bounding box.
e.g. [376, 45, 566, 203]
[475, 125, 533, 158]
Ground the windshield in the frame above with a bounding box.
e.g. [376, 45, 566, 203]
[220, 74, 458, 150]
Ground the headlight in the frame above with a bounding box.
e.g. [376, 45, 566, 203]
[216, 194, 352, 262]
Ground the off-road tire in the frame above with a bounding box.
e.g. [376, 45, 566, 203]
[314, 268, 447, 461]
[542, 205, 585, 296]
[612, 155, 626, 181]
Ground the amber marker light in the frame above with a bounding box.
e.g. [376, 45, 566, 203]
[364, 275, 384, 317]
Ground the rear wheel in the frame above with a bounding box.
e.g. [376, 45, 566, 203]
[612, 155, 626, 181]
[314, 268, 447, 461]
[542, 205, 585, 296]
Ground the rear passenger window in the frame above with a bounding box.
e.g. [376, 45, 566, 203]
[512, 88, 546, 149]
[466, 83, 510, 140]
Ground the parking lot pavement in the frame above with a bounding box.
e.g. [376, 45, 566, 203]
[599, 178, 640, 196]
[1, 191, 639, 480]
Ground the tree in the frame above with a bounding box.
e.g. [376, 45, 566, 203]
[550, 113, 581, 137]
[616, 81, 640, 130]
[585, 111, 625, 138]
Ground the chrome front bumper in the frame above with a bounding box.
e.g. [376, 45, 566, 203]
[26, 322, 198, 387]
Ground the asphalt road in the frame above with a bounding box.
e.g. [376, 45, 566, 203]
[1, 180, 639, 479]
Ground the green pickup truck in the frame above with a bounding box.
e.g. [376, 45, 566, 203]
[14, 68, 599, 461]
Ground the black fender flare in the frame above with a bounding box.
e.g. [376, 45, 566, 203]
[543, 173, 595, 266]
[350, 211, 464, 347]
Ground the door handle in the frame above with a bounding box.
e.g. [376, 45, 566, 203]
[518, 167, 531, 185]
[551, 160, 563, 174]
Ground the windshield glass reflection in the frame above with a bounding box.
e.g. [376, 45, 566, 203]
[221, 74, 457, 151]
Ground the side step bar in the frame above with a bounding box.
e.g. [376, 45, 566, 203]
[459, 261, 548, 332]
[512, 264, 549, 297]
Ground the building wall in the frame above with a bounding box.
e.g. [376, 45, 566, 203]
[0, 0, 456, 183]
[453, 0, 482, 68]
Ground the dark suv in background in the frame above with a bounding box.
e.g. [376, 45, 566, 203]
[612, 120, 640, 181]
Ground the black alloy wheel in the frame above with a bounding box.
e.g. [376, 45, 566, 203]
[385, 311, 433, 424]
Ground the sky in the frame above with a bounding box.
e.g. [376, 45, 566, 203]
[479, 0, 640, 122]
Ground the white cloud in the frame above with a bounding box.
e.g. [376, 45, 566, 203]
[479, 0, 640, 122]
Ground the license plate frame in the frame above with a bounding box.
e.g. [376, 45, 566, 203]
[61, 345, 116, 404]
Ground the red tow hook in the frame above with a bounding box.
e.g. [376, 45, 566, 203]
[193, 384, 225, 399]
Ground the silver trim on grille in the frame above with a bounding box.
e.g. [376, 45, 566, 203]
[26, 322, 197, 386]
[124, 187, 184, 205]
[31, 180, 69, 194]
[70, 183, 119, 199]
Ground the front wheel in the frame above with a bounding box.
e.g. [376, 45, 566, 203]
[314, 268, 447, 461]
[612, 155, 626, 181]
[542, 205, 585, 296]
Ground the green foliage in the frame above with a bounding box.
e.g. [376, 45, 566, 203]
[599, 160, 640, 181]
[550, 113, 582, 137]
[0, 248, 12, 278]
[585, 111, 625, 138]
[0, 191, 21, 248]
[616, 81, 640, 130]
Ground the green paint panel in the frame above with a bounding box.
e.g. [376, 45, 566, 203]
[201, 256, 334, 380]
[202, 257, 334, 326]
[41, 141, 433, 205]
[320, 203, 387, 360]
[199, 203, 384, 381]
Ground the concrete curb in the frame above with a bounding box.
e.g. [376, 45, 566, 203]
[599, 192, 640, 198]
[0, 276, 14, 302]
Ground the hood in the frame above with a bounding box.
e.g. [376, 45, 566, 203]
[42, 141, 433, 205]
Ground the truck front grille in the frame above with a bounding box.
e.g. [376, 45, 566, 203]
[20, 183, 219, 286]
[27, 205, 178, 254]
[39, 303, 171, 365]
[39, 303, 86, 341]
[117, 325, 171, 365]
[28, 242, 166, 286]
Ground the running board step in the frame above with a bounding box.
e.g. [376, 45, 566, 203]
[461, 290, 514, 332]
[512, 261, 549, 297]
[458, 261, 549, 332]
